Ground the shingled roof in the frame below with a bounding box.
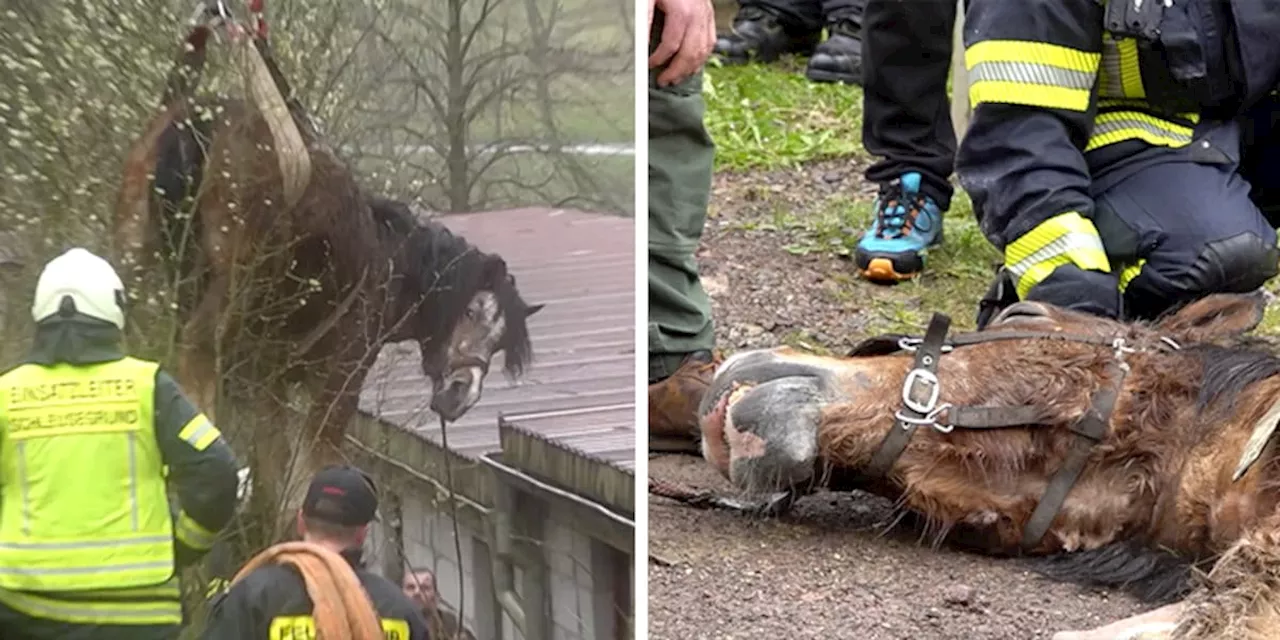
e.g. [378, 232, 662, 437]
[354, 207, 635, 510]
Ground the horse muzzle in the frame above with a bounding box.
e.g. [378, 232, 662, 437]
[429, 365, 486, 421]
[699, 348, 836, 494]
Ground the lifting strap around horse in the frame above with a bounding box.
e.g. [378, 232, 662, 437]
[859, 312, 1151, 552]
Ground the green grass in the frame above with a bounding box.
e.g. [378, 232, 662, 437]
[704, 56, 863, 172]
[708, 56, 1000, 334]
[706, 55, 1280, 338]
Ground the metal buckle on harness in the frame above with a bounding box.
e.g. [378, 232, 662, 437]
[894, 403, 955, 434]
[897, 337, 954, 354]
[901, 368, 941, 415]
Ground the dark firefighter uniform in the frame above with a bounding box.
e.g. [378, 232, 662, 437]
[201, 466, 429, 639]
[0, 315, 241, 640]
[958, 0, 1280, 324]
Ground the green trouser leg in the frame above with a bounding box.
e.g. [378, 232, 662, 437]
[648, 9, 717, 383]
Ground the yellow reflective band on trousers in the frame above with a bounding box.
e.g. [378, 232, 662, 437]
[1086, 102, 1200, 152]
[1005, 212, 1112, 299]
[1119, 259, 1146, 292]
[269, 614, 412, 640]
[1099, 35, 1145, 99]
[0, 579, 182, 626]
[0, 357, 177, 593]
[966, 40, 1100, 112]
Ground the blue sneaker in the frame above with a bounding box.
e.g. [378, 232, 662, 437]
[854, 172, 944, 282]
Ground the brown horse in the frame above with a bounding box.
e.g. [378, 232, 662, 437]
[110, 21, 542, 528]
[697, 293, 1280, 638]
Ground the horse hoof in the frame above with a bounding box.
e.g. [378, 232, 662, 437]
[701, 350, 835, 494]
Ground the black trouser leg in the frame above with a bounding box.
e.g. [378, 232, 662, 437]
[745, 0, 825, 33]
[821, 0, 865, 28]
[861, 0, 959, 210]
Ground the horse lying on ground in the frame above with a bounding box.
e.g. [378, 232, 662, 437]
[698, 293, 1280, 639]
[111, 21, 542, 532]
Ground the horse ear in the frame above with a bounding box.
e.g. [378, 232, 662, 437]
[1154, 292, 1267, 343]
[481, 255, 508, 287]
[525, 303, 545, 318]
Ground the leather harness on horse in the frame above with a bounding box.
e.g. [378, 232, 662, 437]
[856, 312, 1182, 550]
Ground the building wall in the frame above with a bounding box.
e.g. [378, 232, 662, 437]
[365, 476, 631, 640]
[366, 491, 490, 637]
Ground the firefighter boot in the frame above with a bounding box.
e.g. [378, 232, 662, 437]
[714, 6, 820, 65]
[804, 19, 863, 85]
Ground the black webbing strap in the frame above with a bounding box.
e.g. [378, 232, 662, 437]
[1020, 360, 1127, 549]
[865, 313, 951, 478]
[945, 405, 1052, 429]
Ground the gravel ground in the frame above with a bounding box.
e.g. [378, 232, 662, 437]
[647, 164, 1153, 639]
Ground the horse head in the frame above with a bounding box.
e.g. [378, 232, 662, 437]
[370, 197, 543, 421]
[420, 254, 543, 421]
[698, 292, 1268, 507]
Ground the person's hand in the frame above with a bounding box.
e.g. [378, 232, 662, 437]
[648, 0, 715, 87]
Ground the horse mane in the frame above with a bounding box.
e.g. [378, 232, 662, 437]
[1184, 337, 1280, 412]
[1028, 540, 1198, 604]
[365, 196, 533, 376]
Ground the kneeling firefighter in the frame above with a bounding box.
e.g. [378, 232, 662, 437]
[960, 0, 1280, 327]
[0, 248, 240, 640]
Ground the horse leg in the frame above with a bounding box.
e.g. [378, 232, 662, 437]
[177, 273, 229, 423]
[303, 328, 380, 468]
[113, 107, 180, 286]
[245, 388, 308, 544]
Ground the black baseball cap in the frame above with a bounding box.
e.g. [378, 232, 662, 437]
[301, 465, 380, 526]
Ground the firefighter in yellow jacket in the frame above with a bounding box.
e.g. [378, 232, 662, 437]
[0, 247, 240, 640]
[959, 0, 1280, 327]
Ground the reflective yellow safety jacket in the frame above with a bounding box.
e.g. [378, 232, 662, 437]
[0, 320, 239, 628]
[0, 357, 175, 591]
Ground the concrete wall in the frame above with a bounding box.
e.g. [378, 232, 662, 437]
[366, 483, 631, 640]
[366, 493, 491, 637]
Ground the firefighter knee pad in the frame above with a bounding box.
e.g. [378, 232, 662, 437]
[1183, 232, 1280, 295]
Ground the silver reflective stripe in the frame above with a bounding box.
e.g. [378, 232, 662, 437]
[1091, 117, 1193, 144]
[0, 587, 182, 622]
[180, 418, 216, 449]
[969, 60, 1095, 90]
[0, 560, 172, 576]
[1006, 231, 1106, 280]
[0, 535, 171, 550]
[17, 442, 28, 536]
[128, 432, 138, 531]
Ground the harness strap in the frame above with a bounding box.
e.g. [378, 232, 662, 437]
[1020, 360, 1127, 549]
[945, 405, 1053, 429]
[865, 313, 951, 478]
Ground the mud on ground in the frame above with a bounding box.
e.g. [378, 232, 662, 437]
[647, 163, 1153, 639]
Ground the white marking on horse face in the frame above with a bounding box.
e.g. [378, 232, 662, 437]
[453, 290, 504, 357]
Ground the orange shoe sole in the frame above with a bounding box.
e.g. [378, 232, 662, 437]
[860, 257, 920, 283]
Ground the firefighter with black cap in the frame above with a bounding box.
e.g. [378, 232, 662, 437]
[0, 247, 241, 640]
[961, 0, 1280, 327]
[202, 464, 429, 639]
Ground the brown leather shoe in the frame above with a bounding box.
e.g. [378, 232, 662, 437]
[649, 350, 719, 454]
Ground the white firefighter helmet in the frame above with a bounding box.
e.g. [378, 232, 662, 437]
[31, 248, 126, 329]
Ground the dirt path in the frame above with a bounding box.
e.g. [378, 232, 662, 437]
[647, 164, 1153, 639]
